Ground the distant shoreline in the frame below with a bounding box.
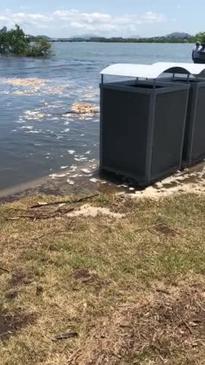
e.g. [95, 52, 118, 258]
[49, 39, 194, 44]
[46, 32, 195, 44]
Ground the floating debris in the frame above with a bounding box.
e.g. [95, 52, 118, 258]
[3, 78, 66, 96]
[4, 78, 46, 88]
[71, 102, 99, 114]
[66, 102, 99, 120]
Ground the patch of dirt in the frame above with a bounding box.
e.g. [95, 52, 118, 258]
[68, 286, 205, 364]
[36, 285, 44, 296]
[73, 268, 93, 281]
[9, 269, 33, 288]
[4, 289, 19, 300]
[153, 223, 178, 237]
[0, 310, 36, 341]
[72, 269, 108, 290]
[67, 204, 125, 218]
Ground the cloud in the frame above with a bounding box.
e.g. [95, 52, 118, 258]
[0, 9, 166, 37]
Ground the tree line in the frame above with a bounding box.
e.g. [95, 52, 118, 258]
[0, 25, 51, 57]
[1, 25, 205, 57]
[68, 32, 205, 44]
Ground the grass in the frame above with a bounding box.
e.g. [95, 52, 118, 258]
[0, 192, 205, 364]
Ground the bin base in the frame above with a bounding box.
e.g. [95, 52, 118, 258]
[182, 155, 205, 169]
[100, 165, 181, 188]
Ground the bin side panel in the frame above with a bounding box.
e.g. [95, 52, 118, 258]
[100, 86, 150, 180]
[151, 90, 188, 178]
[191, 87, 205, 162]
[182, 86, 196, 165]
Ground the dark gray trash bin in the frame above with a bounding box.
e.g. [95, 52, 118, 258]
[100, 79, 190, 187]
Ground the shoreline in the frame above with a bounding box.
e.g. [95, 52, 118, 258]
[0, 160, 204, 203]
[0, 163, 99, 202]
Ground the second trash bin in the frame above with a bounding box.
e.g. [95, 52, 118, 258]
[100, 72, 190, 187]
[169, 78, 205, 167]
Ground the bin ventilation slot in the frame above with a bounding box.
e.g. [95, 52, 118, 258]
[101, 62, 205, 80]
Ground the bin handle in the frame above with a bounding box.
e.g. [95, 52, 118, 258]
[172, 72, 190, 82]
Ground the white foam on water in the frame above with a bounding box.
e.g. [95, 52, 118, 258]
[26, 130, 42, 134]
[81, 168, 92, 174]
[89, 178, 99, 183]
[68, 150, 75, 155]
[50, 173, 67, 179]
[67, 178, 75, 185]
[19, 125, 33, 130]
[74, 157, 88, 162]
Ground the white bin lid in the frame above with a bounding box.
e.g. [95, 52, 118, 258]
[101, 62, 205, 79]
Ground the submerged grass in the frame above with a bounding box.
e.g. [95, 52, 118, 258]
[0, 192, 204, 364]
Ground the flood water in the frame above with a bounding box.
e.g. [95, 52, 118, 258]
[0, 42, 193, 190]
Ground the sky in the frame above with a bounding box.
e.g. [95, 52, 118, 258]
[0, 0, 204, 38]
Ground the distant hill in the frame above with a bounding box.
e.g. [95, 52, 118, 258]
[166, 32, 192, 40]
[28, 34, 52, 41]
[59, 33, 194, 43]
[28, 32, 195, 43]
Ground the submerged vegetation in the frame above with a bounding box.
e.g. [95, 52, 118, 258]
[0, 25, 51, 57]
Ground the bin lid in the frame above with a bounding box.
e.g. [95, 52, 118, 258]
[100, 64, 154, 79]
[101, 62, 205, 79]
[153, 62, 205, 77]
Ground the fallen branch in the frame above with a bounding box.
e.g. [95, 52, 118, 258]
[196, 301, 205, 313]
[52, 330, 78, 341]
[6, 207, 75, 221]
[0, 266, 10, 273]
[177, 315, 193, 335]
[30, 193, 99, 209]
[0, 331, 12, 338]
[6, 194, 99, 221]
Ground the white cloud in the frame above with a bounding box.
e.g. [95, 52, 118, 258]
[0, 9, 167, 37]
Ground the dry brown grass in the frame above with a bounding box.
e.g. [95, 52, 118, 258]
[69, 284, 205, 365]
[0, 192, 204, 364]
